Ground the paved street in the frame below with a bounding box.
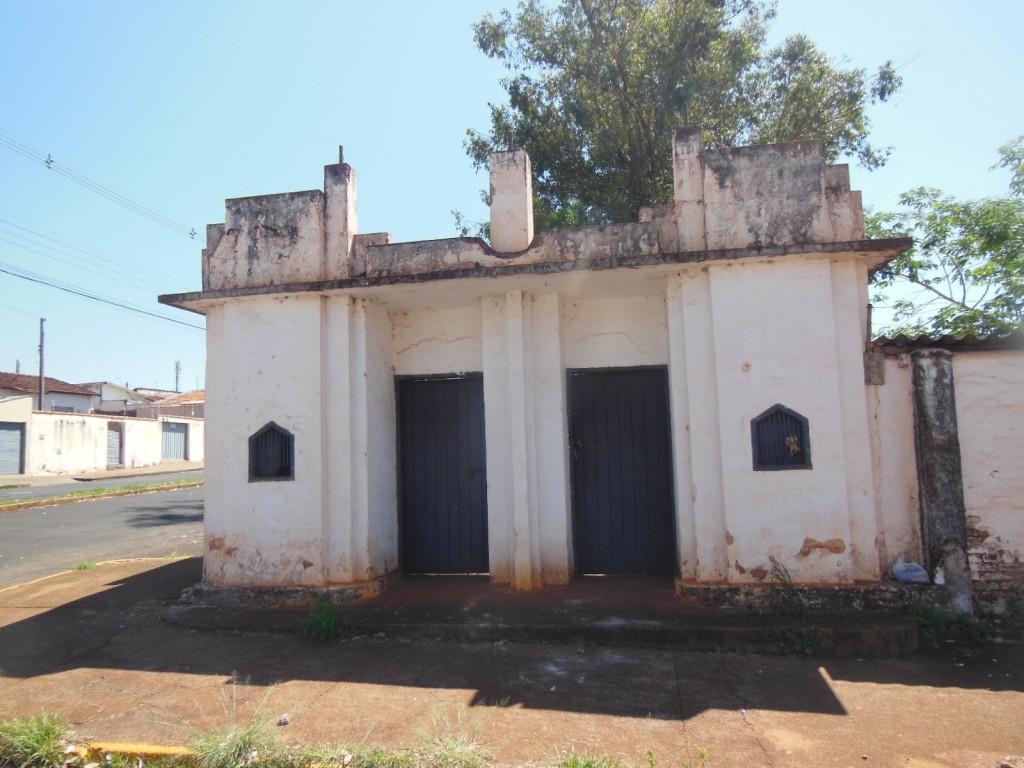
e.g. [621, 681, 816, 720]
[0, 485, 203, 588]
[0, 469, 204, 501]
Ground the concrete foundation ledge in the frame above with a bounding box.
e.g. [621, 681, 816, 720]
[180, 570, 400, 608]
[161, 604, 921, 658]
[676, 580, 931, 612]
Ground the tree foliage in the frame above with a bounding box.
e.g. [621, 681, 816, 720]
[465, 0, 900, 229]
[868, 138, 1024, 337]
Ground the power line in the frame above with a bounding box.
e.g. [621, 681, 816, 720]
[0, 131, 197, 239]
[0, 228, 177, 294]
[0, 211, 190, 290]
[0, 259, 205, 331]
[0, 299, 38, 319]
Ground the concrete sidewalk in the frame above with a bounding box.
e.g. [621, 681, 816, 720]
[1, 557, 1022, 767]
[0, 461, 203, 488]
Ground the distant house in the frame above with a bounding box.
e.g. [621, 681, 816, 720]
[79, 381, 156, 415]
[137, 389, 205, 419]
[133, 387, 179, 401]
[0, 372, 95, 413]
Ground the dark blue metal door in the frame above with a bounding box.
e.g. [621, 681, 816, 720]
[568, 367, 676, 574]
[398, 374, 488, 574]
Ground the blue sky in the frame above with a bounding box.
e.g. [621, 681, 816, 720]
[1, 0, 1021, 391]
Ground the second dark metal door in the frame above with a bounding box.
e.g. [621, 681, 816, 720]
[398, 375, 489, 574]
[568, 367, 677, 574]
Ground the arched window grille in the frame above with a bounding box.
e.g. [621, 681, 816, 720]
[249, 421, 294, 481]
[751, 404, 811, 471]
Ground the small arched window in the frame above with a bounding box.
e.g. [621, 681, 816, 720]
[751, 404, 811, 471]
[249, 421, 294, 481]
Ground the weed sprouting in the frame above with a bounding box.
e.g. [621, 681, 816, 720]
[910, 603, 991, 647]
[0, 713, 74, 768]
[764, 561, 830, 656]
[776, 627, 828, 657]
[73, 562, 97, 571]
[190, 719, 277, 768]
[295, 597, 359, 643]
[764, 561, 806, 618]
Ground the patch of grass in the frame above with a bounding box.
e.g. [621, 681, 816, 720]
[190, 719, 278, 768]
[0, 484, 28, 490]
[290, 746, 414, 768]
[166, 551, 192, 560]
[1009, 599, 1024, 622]
[294, 597, 359, 643]
[132, 599, 164, 614]
[99, 753, 185, 768]
[558, 752, 626, 768]
[349, 746, 415, 768]
[910, 602, 991, 647]
[419, 707, 489, 768]
[73, 561, 97, 571]
[0, 713, 73, 768]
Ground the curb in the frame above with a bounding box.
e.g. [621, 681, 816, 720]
[0, 480, 204, 514]
[71, 465, 204, 483]
[72, 742, 194, 761]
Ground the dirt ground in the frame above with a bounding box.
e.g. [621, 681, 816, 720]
[0, 558, 1022, 768]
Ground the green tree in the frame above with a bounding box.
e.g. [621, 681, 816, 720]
[465, 0, 900, 230]
[868, 138, 1024, 337]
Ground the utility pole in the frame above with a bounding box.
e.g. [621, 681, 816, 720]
[38, 318, 45, 410]
[174, 360, 182, 392]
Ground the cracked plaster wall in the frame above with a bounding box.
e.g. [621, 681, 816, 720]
[954, 350, 1024, 606]
[392, 306, 482, 376]
[562, 295, 668, 369]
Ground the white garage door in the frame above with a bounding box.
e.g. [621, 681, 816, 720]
[0, 422, 25, 474]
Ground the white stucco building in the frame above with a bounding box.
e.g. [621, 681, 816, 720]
[161, 130, 1023, 611]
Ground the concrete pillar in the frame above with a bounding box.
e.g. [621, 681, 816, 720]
[672, 128, 707, 252]
[324, 150, 358, 279]
[830, 260, 882, 579]
[482, 290, 567, 589]
[531, 293, 572, 584]
[912, 349, 973, 614]
[489, 150, 534, 253]
[322, 295, 398, 585]
[671, 269, 727, 581]
[665, 274, 697, 579]
[321, 294, 356, 582]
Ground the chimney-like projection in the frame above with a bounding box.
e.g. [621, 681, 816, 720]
[489, 149, 534, 253]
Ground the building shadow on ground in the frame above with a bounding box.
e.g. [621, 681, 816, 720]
[0, 559, 1019, 723]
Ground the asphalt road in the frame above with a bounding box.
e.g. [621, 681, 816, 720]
[0, 485, 204, 589]
[0, 470, 205, 502]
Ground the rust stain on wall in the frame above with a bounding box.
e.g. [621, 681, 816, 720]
[798, 537, 846, 556]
